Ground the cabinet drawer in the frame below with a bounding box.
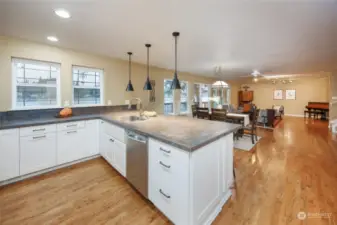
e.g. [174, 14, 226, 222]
[57, 121, 85, 131]
[100, 120, 125, 143]
[150, 178, 174, 221]
[0, 128, 19, 136]
[149, 138, 189, 166]
[20, 124, 56, 137]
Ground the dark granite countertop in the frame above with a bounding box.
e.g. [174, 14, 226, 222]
[0, 111, 241, 152]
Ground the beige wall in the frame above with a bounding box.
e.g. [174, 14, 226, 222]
[0, 36, 217, 113]
[239, 77, 330, 115]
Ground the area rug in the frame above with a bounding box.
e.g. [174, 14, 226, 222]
[234, 135, 262, 151]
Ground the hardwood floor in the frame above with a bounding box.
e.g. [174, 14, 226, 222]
[1, 117, 336, 225]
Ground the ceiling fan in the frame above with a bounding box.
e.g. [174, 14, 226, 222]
[238, 70, 265, 82]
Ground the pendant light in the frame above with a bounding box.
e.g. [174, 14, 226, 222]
[170, 31, 181, 90]
[143, 44, 153, 90]
[125, 52, 134, 92]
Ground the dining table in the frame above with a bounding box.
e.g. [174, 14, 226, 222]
[226, 113, 250, 126]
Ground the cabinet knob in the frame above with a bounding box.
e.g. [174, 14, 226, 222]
[109, 138, 114, 142]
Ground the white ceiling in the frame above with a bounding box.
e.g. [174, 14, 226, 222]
[1, 0, 337, 79]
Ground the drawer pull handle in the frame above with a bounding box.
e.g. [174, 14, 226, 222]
[33, 135, 46, 140]
[67, 131, 77, 134]
[33, 128, 46, 132]
[159, 189, 171, 199]
[159, 161, 171, 169]
[109, 139, 114, 142]
[67, 124, 77, 127]
[160, 147, 171, 154]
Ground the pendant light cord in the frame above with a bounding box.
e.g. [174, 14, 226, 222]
[175, 35, 177, 75]
[147, 46, 150, 79]
[129, 54, 131, 80]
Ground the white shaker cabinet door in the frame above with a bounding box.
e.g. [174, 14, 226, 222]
[57, 129, 85, 165]
[83, 120, 99, 157]
[99, 132, 115, 166]
[0, 129, 20, 182]
[20, 132, 57, 175]
[113, 138, 126, 177]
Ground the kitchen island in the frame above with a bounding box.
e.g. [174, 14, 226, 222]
[0, 110, 240, 225]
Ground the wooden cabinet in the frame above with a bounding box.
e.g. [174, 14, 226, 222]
[0, 129, 19, 182]
[20, 132, 57, 175]
[238, 90, 254, 105]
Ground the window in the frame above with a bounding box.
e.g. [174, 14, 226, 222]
[164, 79, 173, 114]
[164, 79, 189, 114]
[72, 66, 103, 106]
[12, 58, 61, 109]
[194, 83, 209, 107]
[180, 81, 188, 113]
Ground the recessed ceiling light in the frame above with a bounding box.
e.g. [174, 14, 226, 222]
[47, 36, 58, 42]
[54, 9, 71, 18]
[253, 77, 258, 82]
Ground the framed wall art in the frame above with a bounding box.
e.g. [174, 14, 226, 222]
[286, 89, 296, 100]
[273, 89, 283, 100]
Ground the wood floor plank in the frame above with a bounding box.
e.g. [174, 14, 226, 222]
[1, 117, 336, 225]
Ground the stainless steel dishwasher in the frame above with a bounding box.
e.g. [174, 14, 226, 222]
[126, 130, 148, 198]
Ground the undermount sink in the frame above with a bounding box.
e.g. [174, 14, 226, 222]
[121, 115, 148, 122]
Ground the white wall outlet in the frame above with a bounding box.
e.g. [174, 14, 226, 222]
[64, 100, 70, 107]
[125, 100, 130, 105]
[107, 100, 112, 105]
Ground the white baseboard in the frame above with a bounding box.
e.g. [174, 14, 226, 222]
[204, 190, 232, 225]
[285, 114, 304, 117]
[0, 154, 100, 187]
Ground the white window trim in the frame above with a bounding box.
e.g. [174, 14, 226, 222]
[71, 65, 104, 107]
[180, 80, 189, 113]
[11, 58, 61, 110]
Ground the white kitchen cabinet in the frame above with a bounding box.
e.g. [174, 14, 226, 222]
[57, 120, 98, 165]
[20, 124, 56, 137]
[100, 120, 125, 143]
[113, 138, 126, 176]
[57, 129, 86, 165]
[149, 136, 233, 225]
[82, 120, 99, 157]
[99, 120, 126, 177]
[0, 129, 19, 182]
[20, 132, 57, 175]
[149, 139, 190, 225]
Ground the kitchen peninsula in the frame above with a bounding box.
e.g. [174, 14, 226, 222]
[0, 110, 240, 225]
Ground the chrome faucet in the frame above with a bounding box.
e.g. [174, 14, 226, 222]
[128, 98, 143, 117]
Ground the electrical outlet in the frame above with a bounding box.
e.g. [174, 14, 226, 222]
[125, 100, 130, 105]
[107, 100, 112, 105]
[64, 100, 70, 107]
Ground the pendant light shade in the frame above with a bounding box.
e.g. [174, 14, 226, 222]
[143, 44, 153, 91]
[126, 52, 134, 91]
[170, 32, 181, 90]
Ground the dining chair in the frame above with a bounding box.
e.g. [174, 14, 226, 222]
[196, 107, 210, 119]
[211, 108, 227, 121]
[191, 105, 197, 118]
[242, 107, 259, 144]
